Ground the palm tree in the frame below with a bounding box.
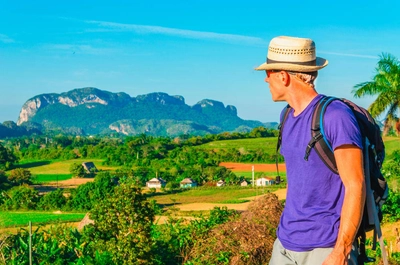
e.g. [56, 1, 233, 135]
[353, 53, 400, 135]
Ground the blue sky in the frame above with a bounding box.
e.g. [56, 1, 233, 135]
[1, 0, 399, 124]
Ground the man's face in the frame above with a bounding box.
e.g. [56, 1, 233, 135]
[265, 70, 285, 102]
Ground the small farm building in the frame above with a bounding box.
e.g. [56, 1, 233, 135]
[256, 177, 275, 186]
[240, 180, 250, 186]
[216, 179, 226, 187]
[82, 162, 97, 173]
[180, 178, 198, 188]
[146, 178, 166, 188]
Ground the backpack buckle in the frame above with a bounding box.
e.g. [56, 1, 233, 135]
[304, 132, 323, 161]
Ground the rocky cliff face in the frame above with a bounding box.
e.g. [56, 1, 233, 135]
[136, 92, 185, 105]
[16, 87, 264, 136]
[18, 87, 131, 125]
[18, 94, 58, 125]
[193, 99, 237, 116]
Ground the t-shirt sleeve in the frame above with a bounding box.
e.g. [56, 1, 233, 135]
[323, 101, 363, 151]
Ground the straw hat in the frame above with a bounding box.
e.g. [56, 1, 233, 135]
[255, 36, 328, 72]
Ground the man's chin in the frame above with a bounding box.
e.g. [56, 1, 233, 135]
[271, 97, 284, 102]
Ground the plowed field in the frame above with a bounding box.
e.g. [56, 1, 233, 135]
[220, 162, 286, 172]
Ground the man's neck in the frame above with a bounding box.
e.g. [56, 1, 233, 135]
[286, 84, 318, 117]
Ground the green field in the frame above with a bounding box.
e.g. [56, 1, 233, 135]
[33, 174, 73, 183]
[383, 136, 400, 157]
[17, 158, 120, 175]
[201, 136, 399, 154]
[197, 137, 278, 152]
[0, 211, 86, 228]
[150, 186, 281, 205]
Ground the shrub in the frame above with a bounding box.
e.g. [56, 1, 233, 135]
[69, 163, 85, 178]
[8, 168, 33, 185]
[2, 185, 39, 210]
[37, 189, 67, 210]
[87, 180, 156, 264]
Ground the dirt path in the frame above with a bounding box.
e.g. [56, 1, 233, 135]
[38, 178, 95, 189]
[33, 178, 95, 193]
[49, 178, 95, 187]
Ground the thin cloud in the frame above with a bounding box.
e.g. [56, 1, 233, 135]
[84, 20, 267, 45]
[0, 33, 15, 43]
[319, 51, 379, 59]
[43, 44, 114, 55]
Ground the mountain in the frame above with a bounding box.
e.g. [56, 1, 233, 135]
[15, 87, 268, 137]
[0, 121, 42, 138]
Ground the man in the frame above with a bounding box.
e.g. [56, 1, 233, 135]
[255, 36, 366, 265]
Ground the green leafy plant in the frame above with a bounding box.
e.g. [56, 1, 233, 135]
[87, 179, 156, 264]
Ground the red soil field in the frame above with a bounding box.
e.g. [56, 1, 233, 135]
[220, 162, 286, 172]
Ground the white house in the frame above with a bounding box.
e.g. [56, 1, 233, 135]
[216, 179, 226, 187]
[255, 177, 275, 186]
[146, 178, 166, 188]
[240, 180, 250, 186]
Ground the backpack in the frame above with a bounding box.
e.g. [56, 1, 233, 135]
[277, 95, 389, 264]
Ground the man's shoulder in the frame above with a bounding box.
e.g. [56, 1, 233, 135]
[324, 98, 355, 118]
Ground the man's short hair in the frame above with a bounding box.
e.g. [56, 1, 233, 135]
[289, 71, 318, 87]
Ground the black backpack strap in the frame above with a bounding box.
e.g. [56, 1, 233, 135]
[305, 96, 339, 174]
[276, 105, 292, 176]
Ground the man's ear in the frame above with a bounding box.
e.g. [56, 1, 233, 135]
[279, 71, 291, 86]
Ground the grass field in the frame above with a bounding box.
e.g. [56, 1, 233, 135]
[0, 211, 86, 228]
[150, 186, 281, 206]
[383, 136, 400, 157]
[201, 136, 399, 154]
[197, 137, 278, 152]
[17, 158, 119, 175]
[33, 174, 73, 183]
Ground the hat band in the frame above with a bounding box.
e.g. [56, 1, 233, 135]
[267, 58, 316, 66]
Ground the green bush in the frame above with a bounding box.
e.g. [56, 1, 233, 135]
[68, 172, 119, 211]
[69, 163, 85, 178]
[87, 180, 156, 264]
[382, 190, 400, 222]
[2, 185, 39, 210]
[8, 168, 33, 185]
[37, 189, 67, 210]
[68, 182, 96, 211]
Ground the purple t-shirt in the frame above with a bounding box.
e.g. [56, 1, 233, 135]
[278, 94, 363, 251]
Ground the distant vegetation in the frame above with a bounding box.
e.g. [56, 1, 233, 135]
[1, 126, 279, 185]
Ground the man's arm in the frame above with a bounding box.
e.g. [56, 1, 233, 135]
[323, 145, 366, 265]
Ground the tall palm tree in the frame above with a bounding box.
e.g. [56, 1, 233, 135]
[353, 53, 400, 135]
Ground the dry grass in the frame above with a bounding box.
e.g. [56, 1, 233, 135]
[185, 193, 283, 264]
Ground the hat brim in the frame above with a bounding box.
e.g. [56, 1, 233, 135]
[255, 57, 328, 72]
